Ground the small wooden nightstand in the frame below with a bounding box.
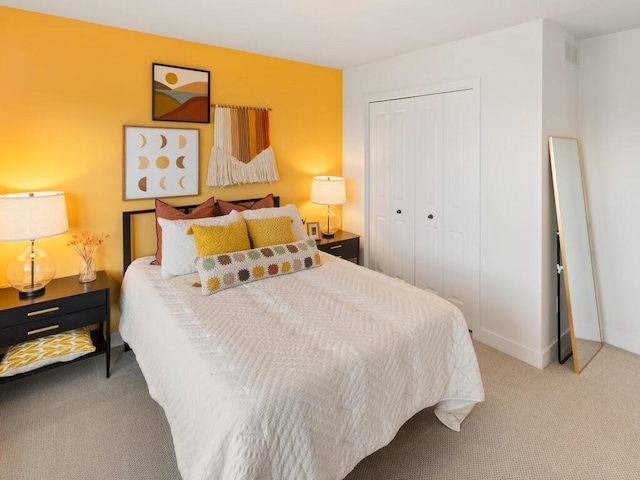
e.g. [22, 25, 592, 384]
[0, 271, 111, 383]
[317, 230, 360, 264]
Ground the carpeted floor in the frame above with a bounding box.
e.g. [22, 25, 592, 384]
[1, 341, 639, 479]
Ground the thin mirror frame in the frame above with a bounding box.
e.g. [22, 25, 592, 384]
[549, 137, 604, 374]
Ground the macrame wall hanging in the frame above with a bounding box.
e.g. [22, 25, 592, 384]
[207, 79, 279, 187]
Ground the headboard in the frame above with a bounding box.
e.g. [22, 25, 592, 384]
[122, 196, 280, 273]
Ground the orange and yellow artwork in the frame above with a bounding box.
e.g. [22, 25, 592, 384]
[124, 126, 199, 200]
[153, 63, 210, 123]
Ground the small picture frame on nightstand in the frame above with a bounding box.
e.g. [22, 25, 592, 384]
[307, 221, 321, 240]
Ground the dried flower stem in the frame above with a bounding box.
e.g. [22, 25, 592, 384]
[67, 232, 108, 263]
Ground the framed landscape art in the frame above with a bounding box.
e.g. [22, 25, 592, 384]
[152, 63, 210, 123]
[123, 126, 199, 200]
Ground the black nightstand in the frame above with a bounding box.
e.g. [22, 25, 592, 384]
[0, 271, 111, 383]
[317, 230, 360, 264]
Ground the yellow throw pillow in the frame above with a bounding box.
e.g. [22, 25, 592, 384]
[0, 327, 96, 377]
[188, 218, 251, 257]
[245, 216, 295, 248]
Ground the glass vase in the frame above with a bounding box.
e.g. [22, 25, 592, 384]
[79, 259, 96, 283]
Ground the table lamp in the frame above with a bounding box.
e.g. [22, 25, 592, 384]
[310, 176, 346, 238]
[0, 191, 69, 298]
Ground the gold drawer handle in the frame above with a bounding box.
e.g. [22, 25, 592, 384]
[27, 307, 60, 317]
[28, 324, 60, 335]
[329, 244, 343, 249]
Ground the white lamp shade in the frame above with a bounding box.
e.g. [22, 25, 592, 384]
[0, 191, 69, 241]
[310, 176, 346, 206]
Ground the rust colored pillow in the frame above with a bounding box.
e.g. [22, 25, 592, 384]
[217, 194, 274, 215]
[152, 197, 215, 265]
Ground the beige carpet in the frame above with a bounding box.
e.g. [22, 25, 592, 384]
[1, 341, 638, 480]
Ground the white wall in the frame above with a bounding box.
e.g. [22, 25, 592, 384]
[578, 28, 640, 355]
[343, 21, 550, 367]
[541, 21, 579, 360]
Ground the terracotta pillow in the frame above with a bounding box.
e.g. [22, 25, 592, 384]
[152, 197, 215, 265]
[218, 194, 274, 215]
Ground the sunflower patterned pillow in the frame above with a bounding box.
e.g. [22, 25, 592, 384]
[194, 237, 322, 295]
[0, 327, 96, 377]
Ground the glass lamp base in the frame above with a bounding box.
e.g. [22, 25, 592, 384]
[320, 207, 340, 238]
[19, 287, 46, 299]
[7, 241, 55, 299]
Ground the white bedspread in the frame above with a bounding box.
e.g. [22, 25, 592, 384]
[119, 253, 484, 480]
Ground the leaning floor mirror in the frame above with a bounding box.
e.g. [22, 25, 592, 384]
[549, 137, 603, 373]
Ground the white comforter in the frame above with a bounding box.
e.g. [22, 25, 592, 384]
[119, 253, 484, 480]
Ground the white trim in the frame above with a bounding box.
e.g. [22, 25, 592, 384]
[364, 78, 480, 105]
[474, 328, 547, 369]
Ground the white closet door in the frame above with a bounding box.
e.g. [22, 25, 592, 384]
[390, 98, 416, 283]
[368, 88, 479, 330]
[441, 89, 480, 329]
[414, 94, 444, 295]
[368, 101, 391, 276]
[368, 98, 415, 282]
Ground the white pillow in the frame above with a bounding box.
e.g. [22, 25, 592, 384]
[239, 204, 307, 241]
[158, 210, 242, 278]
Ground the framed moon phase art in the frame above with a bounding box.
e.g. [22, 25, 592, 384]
[123, 126, 199, 200]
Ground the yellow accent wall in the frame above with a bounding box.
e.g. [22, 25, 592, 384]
[0, 7, 342, 330]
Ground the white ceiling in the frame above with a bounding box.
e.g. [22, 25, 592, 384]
[3, 0, 640, 69]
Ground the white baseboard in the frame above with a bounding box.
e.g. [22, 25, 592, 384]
[473, 328, 547, 369]
[541, 340, 556, 368]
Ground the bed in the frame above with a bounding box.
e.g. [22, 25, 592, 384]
[119, 197, 484, 480]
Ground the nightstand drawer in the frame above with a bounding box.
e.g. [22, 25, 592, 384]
[0, 290, 106, 329]
[318, 237, 359, 260]
[316, 231, 360, 263]
[0, 306, 106, 348]
[320, 241, 358, 259]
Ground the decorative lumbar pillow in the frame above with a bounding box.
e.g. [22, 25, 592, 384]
[0, 327, 96, 378]
[157, 210, 243, 279]
[187, 217, 251, 257]
[239, 204, 307, 241]
[194, 237, 322, 295]
[152, 197, 215, 265]
[245, 216, 295, 248]
[217, 194, 275, 215]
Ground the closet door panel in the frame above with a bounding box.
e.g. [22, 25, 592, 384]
[442, 89, 480, 329]
[414, 94, 444, 294]
[368, 101, 391, 275]
[390, 99, 416, 283]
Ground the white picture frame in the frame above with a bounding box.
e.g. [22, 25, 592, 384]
[123, 126, 199, 200]
[307, 221, 321, 240]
